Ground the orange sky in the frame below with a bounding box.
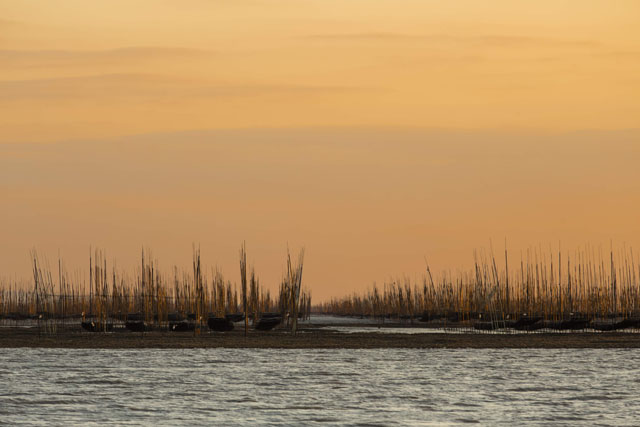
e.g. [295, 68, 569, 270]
[1, 1, 639, 300]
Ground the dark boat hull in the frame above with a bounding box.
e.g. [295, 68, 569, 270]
[81, 321, 113, 332]
[225, 313, 245, 323]
[169, 321, 195, 332]
[616, 318, 640, 329]
[126, 312, 144, 322]
[591, 321, 616, 331]
[125, 321, 150, 332]
[418, 312, 444, 322]
[208, 317, 234, 332]
[260, 312, 281, 319]
[560, 319, 590, 330]
[592, 318, 640, 331]
[255, 317, 281, 331]
[473, 321, 496, 331]
[513, 316, 543, 330]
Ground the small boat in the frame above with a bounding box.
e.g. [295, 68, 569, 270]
[524, 320, 545, 331]
[169, 321, 195, 332]
[81, 321, 96, 332]
[473, 321, 496, 331]
[446, 312, 462, 323]
[126, 312, 144, 322]
[591, 321, 616, 332]
[5, 312, 30, 321]
[499, 320, 517, 329]
[81, 321, 113, 332]
[592, 318, 640, 331]
[513, 316, 543, 331]
[559, 318, 590, 330]
[260, 312, 282, 319]
[125, 321, 150, 332]
[208, 317, 234, 332]
[542, 320, 562, 330]
[255, 316, 281, 331]
[616, 318, 640, 329]
[225, 313, 245, 323]
[418, 312, 443, 322]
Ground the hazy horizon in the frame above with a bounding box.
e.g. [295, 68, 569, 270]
[3, 126, 640, 301]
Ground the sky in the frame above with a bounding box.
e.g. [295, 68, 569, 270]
[1, 1, 639, 301]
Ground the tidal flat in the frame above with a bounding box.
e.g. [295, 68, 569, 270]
[2, 324, 640, 349]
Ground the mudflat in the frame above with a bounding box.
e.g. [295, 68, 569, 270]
[1, 327, 640, 349]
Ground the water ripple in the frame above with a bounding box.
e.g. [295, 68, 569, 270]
[0, 348, 639, 425]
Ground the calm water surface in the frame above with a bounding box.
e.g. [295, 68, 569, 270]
[1, 348, 638, 426]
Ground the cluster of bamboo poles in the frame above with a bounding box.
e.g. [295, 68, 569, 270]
[0, 245, 311, 334]
[318, 247, 640, 323]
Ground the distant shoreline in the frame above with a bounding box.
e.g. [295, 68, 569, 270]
[2, 326, 640, 349]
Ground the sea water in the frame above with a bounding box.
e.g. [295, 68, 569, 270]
[1, 348, 638, 425]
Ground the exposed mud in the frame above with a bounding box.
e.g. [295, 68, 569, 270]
[2, 326, 640, 349]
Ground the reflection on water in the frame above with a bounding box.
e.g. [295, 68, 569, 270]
[1, 348, 638, 425]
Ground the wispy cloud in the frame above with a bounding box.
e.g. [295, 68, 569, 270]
[0, 46, 211, 68]
[0, 18, 21, 27]
[303, 33, 598, 48]
[593, 50, 640, 60]
[0, 73, 366, 101]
